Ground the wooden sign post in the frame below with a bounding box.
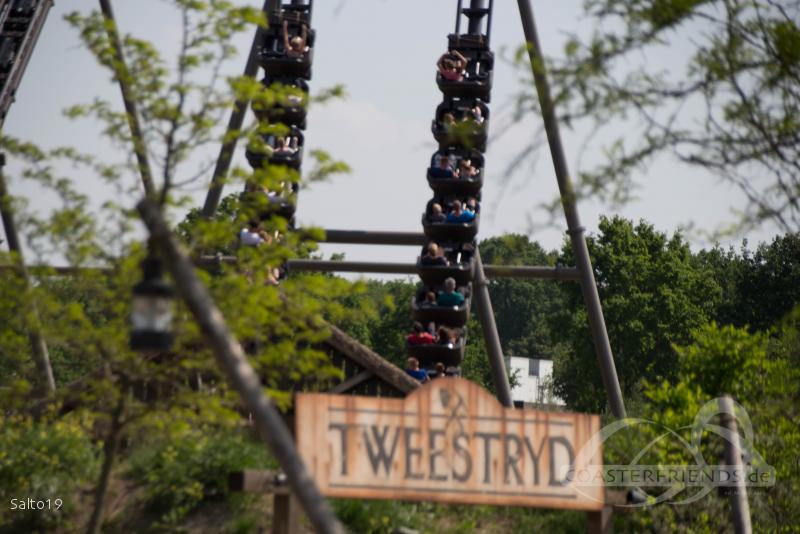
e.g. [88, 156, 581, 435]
[296, 377, 604, 510]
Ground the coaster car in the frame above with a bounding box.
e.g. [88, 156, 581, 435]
[416, 246, 474, 286]
[426, 149, 484, 197]
[422, 212, 479, 243]
[436, 48, 493, 102]
[407, 332, 466, 367]
[411, 284, 471, 327]
[258, 17, 315, 79]
[241, 190, 296, 221]
[431, 98, 489, 151]
[253, 76, 308, 129]
[245, 129, 304, 170]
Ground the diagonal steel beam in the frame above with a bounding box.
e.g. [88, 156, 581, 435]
[517, 0, 626, 418]
[0, 155, 55, 395]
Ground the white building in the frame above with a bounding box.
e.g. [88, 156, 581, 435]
[505, 356, 565, 407]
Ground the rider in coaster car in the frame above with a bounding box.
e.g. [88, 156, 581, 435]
[273, 136, 299, 154]
[421, 242, 449, 266]
[446, 200, 475, 223]
[437, 277, 465, 307]
[437, 49, 469, 82]
[240, 220, 271, 247]
[437, 326, 458, 348]
[467, 104, 485, 124]
[283, 20, 309, 58]
[456, 158, 478, 178]
[407, 321, 435, 345]
[428, 202, 447, 223]
[432, 362, 447, 379]
[405, 357, 430, 383]
[432, 154, 456, 178]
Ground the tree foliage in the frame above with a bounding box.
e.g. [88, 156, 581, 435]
[699, 233, 800, 331]
[550, 216, 722, 411]
[620, 318, 800, 531]
[479, 235, 564, 359]
[513, 0, 800, 232]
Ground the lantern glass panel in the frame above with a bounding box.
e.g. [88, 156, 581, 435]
[131, 294, 174, 333]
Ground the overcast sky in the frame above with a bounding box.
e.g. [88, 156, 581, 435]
[3, 0, 779, 274]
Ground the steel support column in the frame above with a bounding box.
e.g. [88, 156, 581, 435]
[0, 155, 55, 395]
[473, 249, 513, 407]
[517, 0, 626, 418]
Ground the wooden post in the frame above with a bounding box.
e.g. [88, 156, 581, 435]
[0, 155, 55, 395]
[227, 469, 299, 534]
[719, 396, 752, 534]
[586, 506, 613, 534]
[272, 493, 300, 534]
[136, 197, 343, 534]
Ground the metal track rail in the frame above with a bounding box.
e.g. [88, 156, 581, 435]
[0, 0, 53, 128]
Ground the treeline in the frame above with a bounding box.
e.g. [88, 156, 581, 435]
[340, 217, 800, 409]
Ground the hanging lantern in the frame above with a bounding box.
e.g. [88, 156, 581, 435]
[130, 251, 174, 352]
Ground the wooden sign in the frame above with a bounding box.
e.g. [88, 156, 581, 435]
[296, 377, 604, 510]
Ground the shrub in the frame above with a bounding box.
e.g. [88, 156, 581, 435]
[0, 413, 99, 530]
[128, 422, 274, 525]
[333, 499, 426, 534]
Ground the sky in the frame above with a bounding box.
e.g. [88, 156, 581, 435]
[3, 0, 779, 274]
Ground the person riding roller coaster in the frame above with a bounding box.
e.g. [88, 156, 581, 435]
[273, 136, 299, 154]
[283, 19, 309, 58]
[437, 277, 465, 307]
[428, 150, 481, 182]
[437, 325, 458, 348]
[431, 154, 456, 179]
[445, 200, 475, 223]
[421, 242, 449, 266]
[240, 221, 271, 247]
[407, 321, 435, 346]
[437, 49, 468, 82]
[431, 362, 447, 379]
[405, 357, 430, 383]
[428, 202, 447, 223]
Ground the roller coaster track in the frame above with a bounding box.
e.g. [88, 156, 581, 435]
[0, 0, 52, 129]
[410, 0, 495, 378]
[241, 0, 314, 230]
